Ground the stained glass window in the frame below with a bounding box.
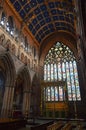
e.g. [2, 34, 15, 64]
[0, 12, 6, 26]
[44, 42, 81, 101]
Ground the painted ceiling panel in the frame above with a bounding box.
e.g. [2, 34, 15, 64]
[9, 0, 76, 44]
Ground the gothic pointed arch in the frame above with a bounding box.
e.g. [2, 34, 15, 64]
[0, 51, 16, 117]
[0, 51, 16, 87]
[39, 31, 78, 65]
[16, 66, 31, 91]
[13, 66, 31, 112]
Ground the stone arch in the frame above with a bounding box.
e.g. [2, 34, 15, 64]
[0, 51, 16, 87]
[39, 31, 78, 66]
[13, 66, 31, 117]
[16, 66, 31, 91]
[31, 74, 41, 116]
[0, 51, 16, 117]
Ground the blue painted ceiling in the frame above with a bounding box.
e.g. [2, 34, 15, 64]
[9, 0, 75, 44]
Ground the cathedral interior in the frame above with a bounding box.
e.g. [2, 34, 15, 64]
[0, 0, 86, 129]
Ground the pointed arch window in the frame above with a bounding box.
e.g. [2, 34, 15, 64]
[0, 12, 6, 26]
[44, 42, 81, 101]
[6, 16, 14, 36]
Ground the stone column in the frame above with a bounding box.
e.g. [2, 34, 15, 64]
[1, 86, 14, 118]
[22, 91, 30, 118]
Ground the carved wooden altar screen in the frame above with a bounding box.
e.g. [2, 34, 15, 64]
[41, 81, 69, 118]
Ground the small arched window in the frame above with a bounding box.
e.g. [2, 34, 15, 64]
[6, 16, 14, 36]
[0, 12, 6, 26]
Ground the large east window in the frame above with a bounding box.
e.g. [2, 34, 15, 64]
[44, 42, 81, 101]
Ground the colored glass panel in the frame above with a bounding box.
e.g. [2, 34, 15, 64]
[51, 64, 54, 81]
[47, 87, 51, 101]
[44, 65, 47, 80]
[58, 63, 62, 80]
[47, 64, 50, 81]
[59, 86, 63, 101]
[51, 87, 54, 101]
[54, 64, 57, 80]
[62, 62, 66, 80]
[55, 86, 58, 101]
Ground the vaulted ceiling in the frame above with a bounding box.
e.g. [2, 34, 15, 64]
[8, 0, 76, 45]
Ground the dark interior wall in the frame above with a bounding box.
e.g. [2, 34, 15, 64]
[80, 0, 86, 67]
[80, 0, 86, 37]
[0, 71, 5, 115]
[68, 101, 86, 119]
